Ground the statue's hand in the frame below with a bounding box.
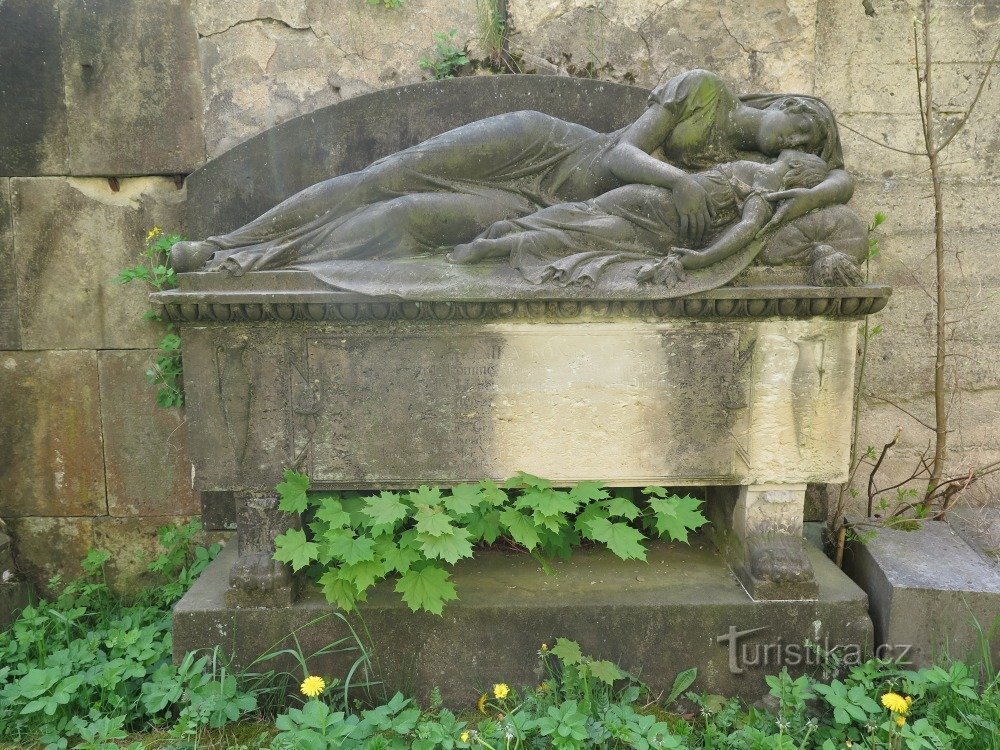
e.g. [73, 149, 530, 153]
[759, 191, 820, 235]
[637, 256, 687, 287]
[672, 176, 713, 246]
[762, 188, 810, 203]
[669, 246, 698, 260]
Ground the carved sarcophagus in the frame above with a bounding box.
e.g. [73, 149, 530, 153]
[158, 73, 889, 608]
[156, 275, 889, 602]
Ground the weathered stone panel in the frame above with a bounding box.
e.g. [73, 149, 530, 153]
[195, 0, 481, 158]
[58, 0, 205, 174]
[0, 178, 19, 349]
[93, 515, 201, 594]
[98, 350, 199, 518]
[507, 0, 818, 93]
[11, 177, 185, 350]
[0, 351, 106, 518]
[4, 517, 94, 594]
[0, 0, 69, 176]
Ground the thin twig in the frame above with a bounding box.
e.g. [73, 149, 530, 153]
[868, 429, 902, 517]
[934, 35, 1000, 155]
[866, 395, 937, 432]
[837, 121, 927, 156]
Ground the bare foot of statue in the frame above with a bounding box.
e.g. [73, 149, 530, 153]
[169, 240, 216, 273]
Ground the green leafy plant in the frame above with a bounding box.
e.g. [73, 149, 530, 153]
[419, 30, 470, 79]
[0, 520, 235, 748]
[116, 227, 185, 408]
[272, 471, 708, 615]
[367, 0, 404, 7]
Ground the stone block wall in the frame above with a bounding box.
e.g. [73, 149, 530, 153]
[1, 0, 997, 588]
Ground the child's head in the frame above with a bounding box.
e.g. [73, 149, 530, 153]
[777, 150, 829, 189]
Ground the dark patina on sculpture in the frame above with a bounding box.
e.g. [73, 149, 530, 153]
[159, 73, 889, 612]
[169, 69, 867, 294]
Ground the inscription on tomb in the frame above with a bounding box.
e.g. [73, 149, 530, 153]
[292, 325, 748, 487]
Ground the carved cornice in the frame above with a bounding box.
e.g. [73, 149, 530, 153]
[153, 286, 890, 324]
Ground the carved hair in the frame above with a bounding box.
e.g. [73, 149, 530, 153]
[781, 152, 829, 189]
[767, 96, 831, 159]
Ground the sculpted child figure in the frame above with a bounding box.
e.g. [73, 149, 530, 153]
[447, 150, 863, 288]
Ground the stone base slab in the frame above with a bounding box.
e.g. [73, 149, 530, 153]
[844, 521, 1000, 667]
[174, 535, 872, 706]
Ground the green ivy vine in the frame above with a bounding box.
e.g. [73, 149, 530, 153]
[272, 471, 708, 615]
[116, 227, 185, 408]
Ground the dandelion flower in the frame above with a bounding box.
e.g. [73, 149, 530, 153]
[493, 683, 510, 700]
[896, 716, 906, 728]
[537, 681, 549, 692]
[460, 731, 470, 742]
[905, 696, 913, 707]
[146, 227, 162, 241]
[880, 692, 909, 714]
[540, 643, 548, 652]
[300, 675, 326, 698]
[477, 693, 488, 714]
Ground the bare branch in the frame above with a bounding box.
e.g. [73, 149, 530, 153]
[837, 121, 928, 156]
[866, 394, 937, 432]
[934, 35, 1000, 155]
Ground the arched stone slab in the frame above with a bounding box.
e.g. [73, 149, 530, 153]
[185, 75, 650, 239]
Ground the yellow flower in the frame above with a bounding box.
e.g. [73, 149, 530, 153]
[540, 643, 548, 652]
[880, 692, 909, 714]
[477, 693, 488, 714]
[145, 227, 162, 241]
[300, 675, 326, 698]
[460, 731, 470, 742]
[537, 681, 549, 692]
[905, 696, 913, 707]
[493, 683, 510, 700]
[896, 716, 906, 728]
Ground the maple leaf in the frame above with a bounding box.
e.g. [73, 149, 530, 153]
[574, 501, 609, 535]
[313, 498, 352, 529]
[407, 485, 444, 506]
[276, 469, 310, 513]
[568, 480, 610, 505]
[394, 566, 458, 615]
[417, 527, 474, 564]
[606, 497, 641, 520]
[273, 528, 318, 571]
[466, 508, 503, 544]
[477, 479, 509, 506]
[325, 531, 376, 565]
[443, 484, 482, 516]
[504, 472, 552, 490]
[319, 569, 359, 610]
[499, 508, 541, 550]
[362, 491, 410, 527]
[551, 638, 583, 665]
[648, 495, 707, 543]
[414, 505, 455, 537]
[337, 559, 387, 591]
[585, 518, 647, 561]
[517, 487, 578, 517]
[586, 659, 624, 686]
[379, 540, 422, 575]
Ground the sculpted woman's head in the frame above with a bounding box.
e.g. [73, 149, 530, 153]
[755, 96, 831, 158]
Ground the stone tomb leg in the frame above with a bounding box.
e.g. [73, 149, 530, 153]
[708, 484, 816, 600]
[226, 492, 300, 608]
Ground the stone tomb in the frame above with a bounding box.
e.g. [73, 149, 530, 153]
[165, 76, 885, 702]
